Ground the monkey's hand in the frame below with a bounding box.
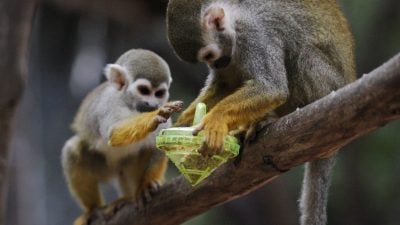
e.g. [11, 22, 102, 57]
[157, 101, 184, 124]
[193, 113, 228, 157]
[109, 101, 183, 147]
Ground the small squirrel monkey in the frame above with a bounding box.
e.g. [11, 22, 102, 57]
[61, 49, 182, 224]
[167, 1, 355, 225]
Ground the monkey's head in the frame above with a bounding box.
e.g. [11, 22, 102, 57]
[104, 49, 172, 112]
[167, 0, 237, 69]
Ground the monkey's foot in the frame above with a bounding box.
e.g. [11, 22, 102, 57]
[103, 197, 135, 215]
[193, 114, 228, 157]
[73, 212, 91, 225]
[244, 115, 279, 144]
[134, 180, 161, 208]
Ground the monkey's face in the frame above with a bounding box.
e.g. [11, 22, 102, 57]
[197, 5, 236, 70]
[126, 78, 169, 113]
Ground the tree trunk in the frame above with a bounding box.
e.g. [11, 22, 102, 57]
[0, 0, 35, 224]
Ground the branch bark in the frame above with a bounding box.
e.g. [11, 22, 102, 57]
[0, 0, 35, 224]
[87, 53, 400, 225]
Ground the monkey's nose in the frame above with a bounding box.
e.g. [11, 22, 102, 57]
[137, 101, 158, 112]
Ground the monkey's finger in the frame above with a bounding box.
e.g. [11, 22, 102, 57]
[209, 130, 223, 155]
[159, 102, 183, 118]
[135, 197, 144, 209]
[192, 123, 205, 136]
[199, 142, 209, 157]
[155, 115, 168, 124]
[143, 189, 152, 202]
[199, 130, 214, 157]
[148, 116, 166, 131]
[149, 181, 161, 194]
[166, 100, 184, 111]
[158, 107, 174, 118]
[166, 100, 183, 110]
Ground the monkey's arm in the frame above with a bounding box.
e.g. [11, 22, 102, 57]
[194, 79, 288, 155]
[195, 38, 289, 155]
[109, 101, 183, 147]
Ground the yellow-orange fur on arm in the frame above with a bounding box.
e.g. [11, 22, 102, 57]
[109, 110, 160, 147]
[195, 81, 287, 156]
[109, 101, 183, 147]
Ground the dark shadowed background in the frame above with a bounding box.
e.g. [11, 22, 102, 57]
[6, 0, 400, 225]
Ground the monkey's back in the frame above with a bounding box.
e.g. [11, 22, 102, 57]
[244, 0, 355, 114]
[72, 83, 108, 144]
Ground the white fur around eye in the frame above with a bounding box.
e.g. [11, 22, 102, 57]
[156, 83, 169, 92]
[128, 78, 152, 96]
[133, 78, 152, 87]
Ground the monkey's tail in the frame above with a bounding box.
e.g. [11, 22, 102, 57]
[299, 155, 336, 225]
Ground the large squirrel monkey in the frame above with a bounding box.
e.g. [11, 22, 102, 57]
[167, 1, 355, 225]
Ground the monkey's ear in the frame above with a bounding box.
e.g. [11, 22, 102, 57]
[204, 7, 226, 31]
[104, 64, 129, 91]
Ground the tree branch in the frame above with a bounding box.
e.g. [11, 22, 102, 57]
[0, 0, 35, 224]
[87, 53, 400, 225]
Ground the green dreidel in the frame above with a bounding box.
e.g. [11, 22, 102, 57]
[156, 103, 240, 186]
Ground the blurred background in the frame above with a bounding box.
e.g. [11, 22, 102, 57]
[6, 0, 400, 224]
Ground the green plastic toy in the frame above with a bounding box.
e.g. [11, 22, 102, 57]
[156, 103, 240, 186]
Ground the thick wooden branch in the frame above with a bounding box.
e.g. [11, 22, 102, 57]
[87, 53, 400, 225]
[0, 0, 35, 224]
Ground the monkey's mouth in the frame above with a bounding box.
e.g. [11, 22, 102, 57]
[137, 102, 158, 113]
[213, 56, 231, 69]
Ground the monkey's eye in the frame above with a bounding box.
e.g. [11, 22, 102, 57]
[138, 86, 150, 95]
[155, 89, 166, 98]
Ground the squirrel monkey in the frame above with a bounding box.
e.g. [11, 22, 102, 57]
[167, 1, 355, 225]
[61, 49, 182, 223]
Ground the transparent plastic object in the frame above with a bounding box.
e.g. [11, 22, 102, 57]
[156, 103, 240, 186]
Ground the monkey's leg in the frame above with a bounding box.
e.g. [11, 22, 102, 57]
[109, 101, 182, 147]
[135, 150, 168, 207]
[68, 170, 103, 211]
[112, 149, 167, 209]
[62, 136, 104, 225]
[106, 156, 145, 210]
[62, 136, 104, 210]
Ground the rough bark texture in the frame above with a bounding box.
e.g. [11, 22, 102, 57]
[0, 0, 35, 224]
[85, 53, 400, 225]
